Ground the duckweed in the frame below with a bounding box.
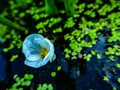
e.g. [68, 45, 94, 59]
[9, 74, 34, 90]
[51, 72, 56, 77]
[37, 83, 53, 90]
[103, 76, 109, 82]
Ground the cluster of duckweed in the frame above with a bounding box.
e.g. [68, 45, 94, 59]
[3, 30, 23, 49]
[8, 74, 34, 90]
[9, 73, 53, 90]
[64, 0, 120, 62]
[35, 17, 62, 34]
[97, 3, 118, 16]
[36, 66, 61, 90]
[63, 1, 120, 88]
[64, 20, 98, 60]
[26, 5, 48, 20]
[90, 50, 102, 59]
[64, 17, 75, 28]
[37, 83, 53, 90]
[23, 2, 64, 35]
[107, 29, 120, 42]
[105, 45, 120, 61]
[77, 0, 120, 18]
[1, 29, 23, 62]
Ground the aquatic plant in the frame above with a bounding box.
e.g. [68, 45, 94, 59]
[116, 64, 120, 69]
[35, 16, 62, 34]
[9, 0, 32, 8]
[63, 1, 120, 62]
[37, 83, 53, 90]
[64, 21, 98, 60]
[53, 27, 62, 33]
[103, 76, 109, 82]
[3, 29, 23, 54]
[77, 3, 86, 13]
[9, 74, 34, 90]
[0, 15, 26, 31]
[10, 54, 19, 62]
[9, 73, 54, 90]
[51, 71, 56, 77]
[22, 34, 55, 68]
[0, 24, 8, 38]
[44, 0, 59, 15]
[64, 17, 75, 28]
[44, 0, 78, 16]
[57, 66, 62, 71]
[62, 0, 78, 16]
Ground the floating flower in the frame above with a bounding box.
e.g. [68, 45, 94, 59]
[22, 34, 55, 68]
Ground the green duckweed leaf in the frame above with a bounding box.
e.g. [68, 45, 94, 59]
[57, 66, 62, 71]
[42, 83, 48, 90]
[51, 72, 56, 77]
[48, 84, 53, 90]
[103, 76, 109, 82]
[116, 63, 120, 68]
[117, 78, 120, 83]
[10, 55, 19, 62]
[37, 85, 43, 90]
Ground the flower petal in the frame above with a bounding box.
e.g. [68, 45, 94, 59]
[24, 58, 48, 68]
[43, 39, 54, 62]
[22, 34, 44, 61]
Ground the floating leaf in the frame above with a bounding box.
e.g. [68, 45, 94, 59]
[51, 72, 56, 77]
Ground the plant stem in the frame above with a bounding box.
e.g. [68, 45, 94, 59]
[44, 0, 59, 15]
[0, 15, 26, 31]
[63, 0, 78, 16]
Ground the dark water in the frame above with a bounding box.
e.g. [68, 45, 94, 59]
[0, 48, 7, 82]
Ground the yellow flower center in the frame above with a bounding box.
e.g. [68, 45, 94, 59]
[40, 47, 49, 58]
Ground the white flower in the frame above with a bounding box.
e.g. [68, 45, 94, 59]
[22, 34, 54, 68]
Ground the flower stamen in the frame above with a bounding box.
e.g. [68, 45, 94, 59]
[40, 47, 49, 58]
